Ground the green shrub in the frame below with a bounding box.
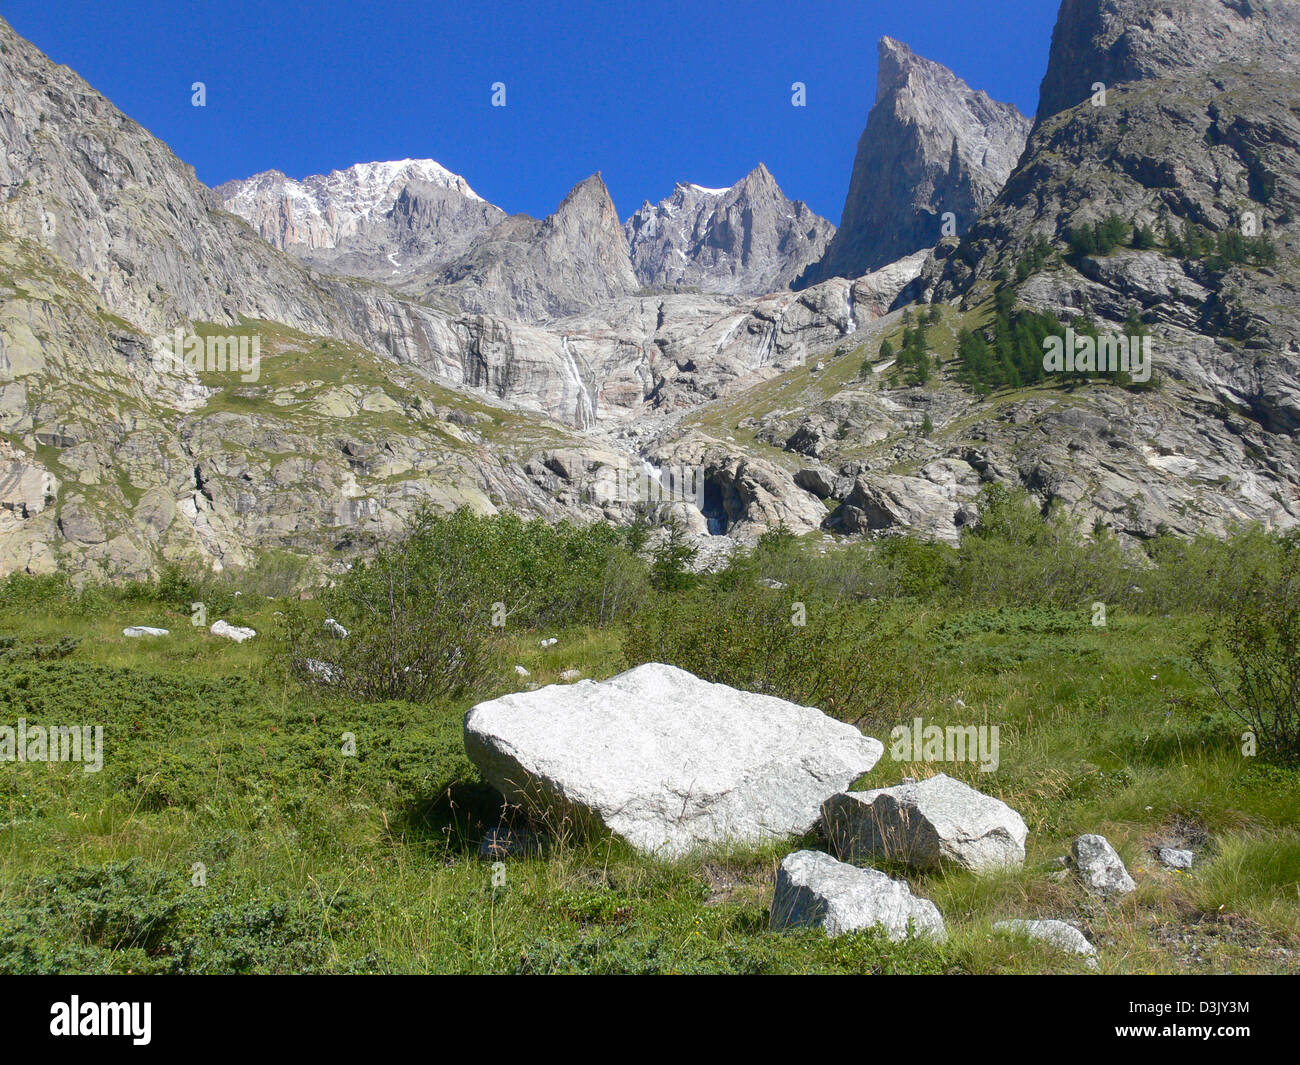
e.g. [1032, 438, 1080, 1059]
[1192, 549, 1300, 763]
[279, 508, 648, 702]
[622, 579, 919, 727]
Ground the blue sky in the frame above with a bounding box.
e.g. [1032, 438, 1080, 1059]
[4, 0, 1059, 223]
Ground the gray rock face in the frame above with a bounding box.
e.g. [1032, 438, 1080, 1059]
[625, 165, 835, 296]
[216, 160, 505, 282]
[823, 774, 1028, 872]
[994, 919, 1098, 966]
[410, 174, 639, 323]
[830, 473, 975, 544]
[463, 663, 883, 858]
[770, 850, 946, 940]
[1072, 834, 1136, 896]
[801, 37, 1030, 283]
[1036, 0, 1300, 125]
[923, 0, 1300, 544]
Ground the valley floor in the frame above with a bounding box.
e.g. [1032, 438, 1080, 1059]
[1, 560, 1296, 975]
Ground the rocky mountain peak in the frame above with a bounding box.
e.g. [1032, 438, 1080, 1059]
[798, 37, 1031, 284]
[624, 164, 835, 296]
[216, 158, 504, 281]
[875, 36, 935, 100]
[548, 172, 627, 241]
[410, 171, 638, 322]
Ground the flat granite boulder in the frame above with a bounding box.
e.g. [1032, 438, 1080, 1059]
[823, 773, 1027, 872]
[463, 663, 883, 858]
[770, 850, 945, 940]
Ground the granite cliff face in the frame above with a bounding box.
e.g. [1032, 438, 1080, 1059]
[1035, 0, 1300, 126]
[217, 160, 506, 282]
[625, 164, 835, 296]
[801, 38, 1031, 284]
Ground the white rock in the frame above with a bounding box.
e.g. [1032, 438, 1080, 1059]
[514, 664, 531, 677]
[210, 619, 257, 643]
[323, 618, 349, 638]
[559, 668, 582, 681]
[1072, 834, 1136, 896]
[464, 663, 883, 858]
[539, 637, 558, 648]
[823, 773, 1027, 872]
[1158, 846, 1194, 870]
[305, 658, 338, 683]
[123, 626, 169, 637]
[770, 850, 945, 940]
[994, 919, 1098, 967]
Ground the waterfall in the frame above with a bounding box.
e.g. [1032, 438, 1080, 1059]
[560, 336, 596, 429]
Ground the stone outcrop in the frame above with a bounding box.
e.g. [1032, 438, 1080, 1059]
[463, 663, 883, 858]
[1071, 833, 1136, 896]
[1035, 0, 1300, 126]
[994, 919, 1098, 966]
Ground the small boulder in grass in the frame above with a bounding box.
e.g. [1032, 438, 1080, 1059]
[770, 850, 945, 941]
[823, 773, 1027, 873]
[514, 664, 531, 677]
[305, 658, 339, 683]
[1071, 834, 1136, 896]
[210, 619, 256, 643]
[1157, 846, 1194, 871]
[993, 919, 1098, 968]
[123, 626, 169, 637]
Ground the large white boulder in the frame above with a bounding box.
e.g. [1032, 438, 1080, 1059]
[823, 773, 1027, 872]
[463, 663, 883, 858]
[769, 850, 945, 940]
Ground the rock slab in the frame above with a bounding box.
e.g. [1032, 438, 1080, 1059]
[769, 850, 945, 940]
[823, 773, 1027, 872]
[463, 663, 883, 858]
